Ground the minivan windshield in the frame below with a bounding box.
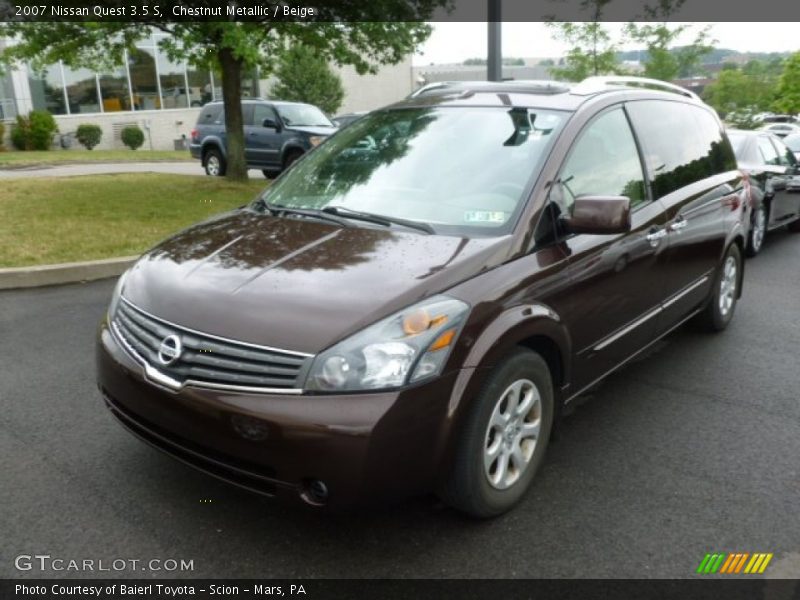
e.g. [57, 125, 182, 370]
[276, 104, 334, 128]
[256, 107, 567, 236]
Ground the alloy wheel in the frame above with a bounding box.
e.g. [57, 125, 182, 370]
[718, 255, 737, 317]
[483, 378, 542, 490]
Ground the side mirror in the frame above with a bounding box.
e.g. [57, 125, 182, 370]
[562, 196, 631, 235]
[262, 118, 281, 132]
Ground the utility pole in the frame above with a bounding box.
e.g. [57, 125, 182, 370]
[487, 0, 502, 81]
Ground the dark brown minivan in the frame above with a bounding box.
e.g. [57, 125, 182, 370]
[97, 77, 747, 517]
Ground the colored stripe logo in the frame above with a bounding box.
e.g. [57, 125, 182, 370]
[697, 552, 773, 574]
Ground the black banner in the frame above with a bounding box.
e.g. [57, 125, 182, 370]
[3, 579, 800, 600]
[1, 0, 799, 23]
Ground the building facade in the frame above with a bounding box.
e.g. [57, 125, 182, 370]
[0, 35, 414, 150]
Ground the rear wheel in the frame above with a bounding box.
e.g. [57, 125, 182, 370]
[696, 243, 741, 332]
[203, 148, 226, 177]
[746, 204, 766, 257]
[439, 348, 554, 518]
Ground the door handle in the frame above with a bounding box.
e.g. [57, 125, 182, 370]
[646, 228, 667, 247]
[669, 216, 688, 232]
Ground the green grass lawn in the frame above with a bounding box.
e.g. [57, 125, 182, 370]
[0, 174, 267, 267]
[0, 149, 192, 168]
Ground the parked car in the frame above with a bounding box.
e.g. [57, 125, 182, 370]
[727, 129, 800, 256]
[332, 112, 367, 128]
[98, 77, 748, 518]
[189, 99, 338, 178]
[759, 122, 800, 138]
[783, 133, 800, 162]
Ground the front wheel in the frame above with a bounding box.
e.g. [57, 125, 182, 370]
[746, 204, 767, 257]
[696, 243, 742, 332]
[439, 348, 554, 518]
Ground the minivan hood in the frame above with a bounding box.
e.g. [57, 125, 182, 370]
[287, 125, 337, 136]
[123, 211, 510, 354]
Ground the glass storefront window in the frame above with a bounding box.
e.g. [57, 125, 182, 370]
[157, 52, 192, 109]
[63, 66, 100, 114]
[187, 66, 212, 106]
[129, 45, 160, 110]
[99, 65, 131, 112]
[28, 64, 68, 115]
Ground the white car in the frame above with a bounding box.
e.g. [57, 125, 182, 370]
[760, 122, 800, 138]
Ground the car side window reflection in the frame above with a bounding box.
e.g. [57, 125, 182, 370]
[557, 108, 646, 215]
[757, 137, 780, 166]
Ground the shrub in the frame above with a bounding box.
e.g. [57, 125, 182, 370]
[0, 121, 5, 151]
[10, 110, 59, 151]
[11, 115, 29, 150]
[75, 124, 103, 150]
[121, 125, 144, 150]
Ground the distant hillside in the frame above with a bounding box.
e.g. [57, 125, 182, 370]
[616, 47, 791, 64]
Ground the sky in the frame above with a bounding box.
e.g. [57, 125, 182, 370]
[413, 23, 800, 65]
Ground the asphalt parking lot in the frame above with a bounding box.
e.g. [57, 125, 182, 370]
[1, 230, 799, 579]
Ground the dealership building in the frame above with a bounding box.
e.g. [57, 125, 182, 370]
[0, 34, 414, 150]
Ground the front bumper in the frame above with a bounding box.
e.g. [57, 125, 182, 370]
[96, 320, 459, 508]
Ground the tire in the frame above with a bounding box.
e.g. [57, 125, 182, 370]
[788, 217, 800, 233]
[262, 170, 274, 180]
[204, 148, 226, 177]
[439, 348, 554, 518]
[745, 204, 767, 257]
[282, 150, 303, 171]
[696, 243, 742, 332]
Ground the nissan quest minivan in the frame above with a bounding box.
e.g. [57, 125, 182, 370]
[97, 77, 748, 517]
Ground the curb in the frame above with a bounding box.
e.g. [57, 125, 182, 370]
[0, 256, 137, 290]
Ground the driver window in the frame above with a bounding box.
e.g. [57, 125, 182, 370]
[557, 108, 646, 217]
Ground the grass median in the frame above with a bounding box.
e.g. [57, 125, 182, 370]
[0, 150, 192, 168]
[0, 173, 267, 268]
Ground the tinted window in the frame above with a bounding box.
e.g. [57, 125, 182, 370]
[198, 104, 222, 123]
[559, 107, 646, 209]
[757, 137, 780, 165]
[626, 100, 734, 198]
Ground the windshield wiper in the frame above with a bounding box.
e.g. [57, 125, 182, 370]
[257, 200, 353, 228]
[321, 206, 434, 234]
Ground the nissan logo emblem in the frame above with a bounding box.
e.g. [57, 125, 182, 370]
[157, 335, 183, 366]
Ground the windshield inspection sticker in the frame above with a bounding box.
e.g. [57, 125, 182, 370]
[464, 211, 507, 223]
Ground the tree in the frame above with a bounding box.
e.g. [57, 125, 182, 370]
[774, 52, 800, 115]
[270, 44, 344, 115]
[703, 61, 782, 118]
[625, 24, 714, 81]
[545, 2, 623, 82]
[0, 3, 446, 180]
[624, 1, 713, 81]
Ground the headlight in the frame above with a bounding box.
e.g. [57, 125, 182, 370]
[305, 295, 470, 392]
[107, 269, 129, 320]
[308, 136, 325, 147]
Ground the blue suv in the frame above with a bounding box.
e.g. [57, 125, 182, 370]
[190, 99, 338, 177]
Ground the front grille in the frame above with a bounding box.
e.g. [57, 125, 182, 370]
[112, 298, 311, 393]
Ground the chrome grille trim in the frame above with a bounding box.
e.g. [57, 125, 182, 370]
[111, 297, 311, 394]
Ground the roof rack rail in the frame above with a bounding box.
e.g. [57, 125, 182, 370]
[573, 76, 700, 101]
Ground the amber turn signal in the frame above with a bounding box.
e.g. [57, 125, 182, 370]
[428, 328, 456, 352]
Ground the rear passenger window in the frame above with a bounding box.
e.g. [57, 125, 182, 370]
[558, 108, 646, 211]
[757, 137, 780, 165]
[199, 105, 222, 123]
[626, 100, 731, 199]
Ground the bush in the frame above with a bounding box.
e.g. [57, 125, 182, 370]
[0, 121, 5, 151]
[121, 126, 145, 150]
[10, 110, 59, 151]
[75, 124, 103, 150]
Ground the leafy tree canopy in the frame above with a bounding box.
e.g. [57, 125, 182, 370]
[270, 44, 345, 115]
[774, 52, 800, 115]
